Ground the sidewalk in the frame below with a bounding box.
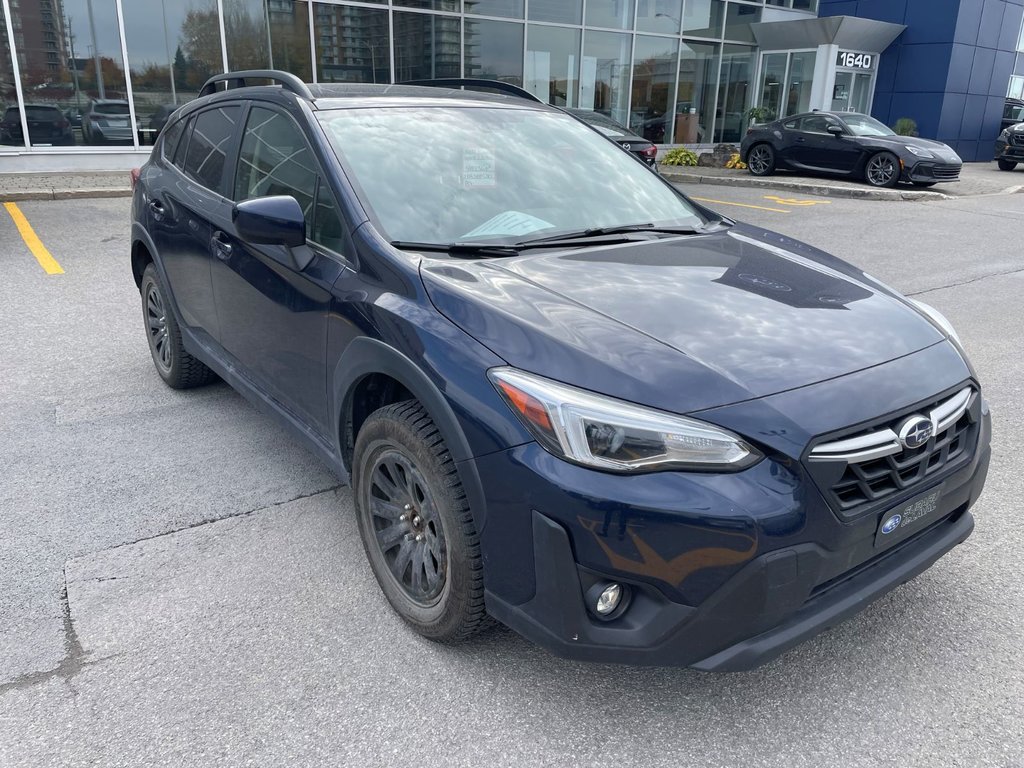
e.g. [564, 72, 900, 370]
[1, 162, 1022, 203]
[659, 161, 1024, 202]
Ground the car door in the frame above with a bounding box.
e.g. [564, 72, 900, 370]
[147, 105, 242, 340]
[792, 115, 860, 173]
[211, 103, 350, 440]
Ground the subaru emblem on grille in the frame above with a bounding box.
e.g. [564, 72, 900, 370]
[898, 415, 935, 450]
[881, 514, 902, 534]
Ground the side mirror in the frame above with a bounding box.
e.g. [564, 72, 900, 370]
[233, 195, 306, 248]
[827, 124, 844, 137]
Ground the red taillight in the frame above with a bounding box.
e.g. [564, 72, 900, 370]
[130, 168, 141, 190]
[642, 145, 657, 158]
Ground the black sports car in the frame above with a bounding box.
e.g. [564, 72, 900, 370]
[740, 111, 962, 188]
[567, 109, 659, 168]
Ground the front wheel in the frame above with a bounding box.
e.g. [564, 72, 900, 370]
[747, 144, 776, 176]
[353, 400, 488, 642]
[864, 152, 901, 188]
[998, 159, 1018, 171]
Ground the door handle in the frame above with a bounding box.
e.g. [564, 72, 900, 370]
[148, 199, 166, 221]
[796, 137, 806, 143]
[211, 230, 233, 259]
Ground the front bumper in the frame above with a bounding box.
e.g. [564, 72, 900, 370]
[996, 139, 1024, 163]
[903, 159, 961, 183]
[475, 371, 990, 670]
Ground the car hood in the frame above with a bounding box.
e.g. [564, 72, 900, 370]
[420, 224, 947, 414]
[865, 134, 962, 162]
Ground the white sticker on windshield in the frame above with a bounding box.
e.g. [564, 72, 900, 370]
[463, 147, 496, 188]
[461, 211, 555, 239]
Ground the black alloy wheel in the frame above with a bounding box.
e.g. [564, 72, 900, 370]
[353, 400, 488, 642]
[865, 152, 900, 188]
[747, 144, 775, 176]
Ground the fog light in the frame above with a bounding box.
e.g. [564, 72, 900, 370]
[595, 583, 622, 615]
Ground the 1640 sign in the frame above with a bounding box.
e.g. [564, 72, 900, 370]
[837, 51, 874, 69]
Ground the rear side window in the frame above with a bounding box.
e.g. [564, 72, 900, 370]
[161, 118, 186, 161]
[182, 106, 240, 193]
[234, 106, 316, 217]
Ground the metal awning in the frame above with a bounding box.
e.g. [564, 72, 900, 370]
[751, 15, 906, 52]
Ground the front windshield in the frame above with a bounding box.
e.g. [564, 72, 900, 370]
[842, 114, 895, 137]
[317, 106, 703, 244]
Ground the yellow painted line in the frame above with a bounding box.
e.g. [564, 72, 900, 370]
[764, 195, 832, 207]
[691, 196, 791, 214]
[3, 202, 64, 274]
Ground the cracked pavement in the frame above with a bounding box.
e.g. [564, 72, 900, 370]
[1, 192, 1023, 766]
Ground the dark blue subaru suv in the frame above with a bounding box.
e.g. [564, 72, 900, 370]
[130, 71, 991, 671]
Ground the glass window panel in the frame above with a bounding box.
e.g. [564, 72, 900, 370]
[159, 113, 187, 160]
[581, 31, 632, 126]
[465, 0, 524, 19]
[312, 182, 345, 252]
[525, 24, 580, 107]
[793, 0, 817, 11]
[0, 5, 25, 148]
[395, 0, 460, 11]
[851, 71, 873, 114]
[715, 44, 755, 143]
[784, 51, 815, 116]
[394, 12, 461, 81]
[234, 106, 315, 226]
[683, 0, 723, 38]
[268, 1, 312, 82]
[173, 115, 194, 168]
[465, 19, 524, 85]
[636, 0, 682, 34]
[527, 0, 581, 25]
[724, 2, 759, 43]
[183, 105, 240, 192]
[224, 0, 271, 70]
[314, 4, 390, 84]
[675, 41, 718, 143]
[629, 35, 678, 143]
[586, 0, 637, 31]
[123, 0, 222, 147]
[11, 0, 130, 148]
[759, 52, 787, 121]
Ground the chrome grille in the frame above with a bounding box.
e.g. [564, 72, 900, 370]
[808, 387, 977, 514]
[1011, 134, 1024, 147]
[931, 164, 961, 180]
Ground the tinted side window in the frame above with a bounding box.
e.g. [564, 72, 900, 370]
[800, 115, 839, 134]
[783, 119, 799, 130]
[311, 182, 345, 253]
[234, 106, 315, 220]
[173, 116, 193, 169]
[161, 118, 186, 162]
[183, 106, 240, 192]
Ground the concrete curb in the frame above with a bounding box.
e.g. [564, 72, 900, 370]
[2, 188, 131, 202]
[658, 167, 953, 202]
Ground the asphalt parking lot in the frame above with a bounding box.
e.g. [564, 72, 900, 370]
[1, 188, 1023, 767]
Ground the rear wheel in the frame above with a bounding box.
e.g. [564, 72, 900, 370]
[140, 264, 216, 389]
[353, 400, 488, 642]
[998, 159, 1018, 171]
[747, 143, 775, 176]
[864, 152, 900, 188]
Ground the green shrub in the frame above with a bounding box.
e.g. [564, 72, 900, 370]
[661, 147, 699, 166]
[893, 118, 919, 137]
[746, 106, 774, 125]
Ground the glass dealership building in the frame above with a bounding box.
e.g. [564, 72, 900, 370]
[0, 0, 1021, 170]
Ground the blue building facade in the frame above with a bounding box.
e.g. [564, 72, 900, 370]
[819, 0, 1024, 161]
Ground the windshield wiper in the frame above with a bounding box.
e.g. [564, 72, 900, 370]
[391, 240, 522, 258]
[516, 222, 717, 245]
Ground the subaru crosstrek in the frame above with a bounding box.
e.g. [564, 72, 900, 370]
[130, 71, 991, 671]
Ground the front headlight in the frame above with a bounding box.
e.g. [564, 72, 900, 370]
[489, 368, 761, 473]
[910, 299, 961, 345]
[905, 145, 934, 158]
[999, 130, 1010, 141]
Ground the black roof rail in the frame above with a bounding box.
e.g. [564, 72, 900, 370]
[400, 78, 542, 103]
[199, 70, 313, 99]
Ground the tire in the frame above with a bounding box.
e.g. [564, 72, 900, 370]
[353, 400, 488, 642]
[747, 143, 775, 176]
[864, 151, 900, 188]
[140, 264, 217, 389]
[998, 159, 1018, 171]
